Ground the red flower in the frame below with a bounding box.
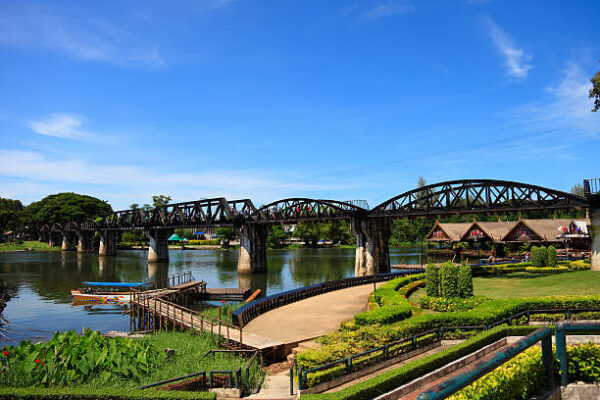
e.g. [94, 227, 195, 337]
[34, 358, 40, 363]
[41, 361, 44, 365]
[221, 300, 226, 304]
[2, 350, 8, 357]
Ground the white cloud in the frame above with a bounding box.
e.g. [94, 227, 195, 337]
[510, 63, 600, 137]
[362, 1, 415, 20]
[0, 150, 352, 209]
[485, 18, 532, 79]
[28, 114, 90, 139]
[0, 2, 165, 69]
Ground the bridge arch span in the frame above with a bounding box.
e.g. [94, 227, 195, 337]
[250, 198, 367, 224]
[371, 179, 588, 218]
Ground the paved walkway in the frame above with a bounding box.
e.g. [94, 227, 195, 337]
[242, 283, 382, 344]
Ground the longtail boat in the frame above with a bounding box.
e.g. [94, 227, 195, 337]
[71, 281, 149, 303]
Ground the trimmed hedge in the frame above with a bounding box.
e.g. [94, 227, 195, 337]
[570, 260, 591, 270]
[457, 264, 473, 298]
[525, 266, 569, 274]
[425, 264, 439, 297]
[440, 262, 459, 298]
[354, 274, 425, 326]
[448, 346, 546, 400]
[547, 246, 557, 267]
[0, 388, 216, 400]
[301, 325, 538, 399]
[471, 262, 531, 277]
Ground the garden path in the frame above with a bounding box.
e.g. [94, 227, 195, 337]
[242, 283, 383, 345]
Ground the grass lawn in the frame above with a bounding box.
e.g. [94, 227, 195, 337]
[0, 240, 60, 252]
[473, 270, 600, 299]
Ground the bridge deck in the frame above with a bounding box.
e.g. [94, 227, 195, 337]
[242, 282, 381, 345]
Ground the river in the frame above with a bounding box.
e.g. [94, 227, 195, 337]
[0, 247, 430, 344]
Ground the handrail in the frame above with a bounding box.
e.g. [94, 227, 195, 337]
[233, 269, 424, 328]
[417, 327, 554, 400]
[296, 307, 600, 390]
[556, 321, 600, 386]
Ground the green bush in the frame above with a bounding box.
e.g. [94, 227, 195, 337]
[0, 388, 215, 400]
[567, 342, 600, 383]
[531, 246, 543, 268]
[471, 262, 531, 277]
[425, 264, 439, 297]
[419, 295, 492, 312]
[537, 246, 548, 268]
[187, 239, 219, 246]
[300, 326, 539, 398]
[0, 329, 165, 387]
[440, 262, 459, 298]
[354, 275, 424, 326]
[547, 245, 557, 267]
[525, 266, 569, 274]
[448, 346, 546, 400]
[457, 264, 473, 298]
[570, 260, 590, 270]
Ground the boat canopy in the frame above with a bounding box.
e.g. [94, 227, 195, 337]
[81, 282, 149, 287]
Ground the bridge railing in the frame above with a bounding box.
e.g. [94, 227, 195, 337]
[232, 269, 425, 328]
[556, 321, 600, 386]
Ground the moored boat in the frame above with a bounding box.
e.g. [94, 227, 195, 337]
[70, 282, 149, 304]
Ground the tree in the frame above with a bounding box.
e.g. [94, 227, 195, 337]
[152, 195, 172, 207]
[571, 183, 585, 197]
[216, 227, 237, 247]
[321, 221, 354, 245]
[129, 203, 139, 209]
[0, 198, 25, 238]
[295, 222, 321, 247]
[267, 225, 289, 248]
[25, 193, 113, 224]
[590, 66, 600, 112]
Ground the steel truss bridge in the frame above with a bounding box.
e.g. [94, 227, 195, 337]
[39, 179, 591, 234]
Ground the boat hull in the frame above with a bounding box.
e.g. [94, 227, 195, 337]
[70, 290, 130, 303]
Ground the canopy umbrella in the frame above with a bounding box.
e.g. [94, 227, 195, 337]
[168, 233, 183, 241]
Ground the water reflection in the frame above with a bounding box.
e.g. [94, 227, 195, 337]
[0, 247, 434, 344]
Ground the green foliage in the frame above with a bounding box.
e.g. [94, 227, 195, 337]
[569, 260, 591, 270]
[547, 245, 557, 267]
[590, 66, 600, 112]
[448, 347, 546, 400]
[295, 222, 322, 246]
[525, 266, 569, 274]
[321, 221, 354, 245]
[267, 225, 289, 248]
[187, 239, 220, 246]
[121, 231, 146, 244]
[354, 275, 424, 326]
[440, 262, 459, 298]
[390, 217, 433, 244]
[151, 195, 171, 207]
[26, 193, 113, 224]
[0, 388, 216, 400]
[0, 197, 25, 237]
[300, 326, 537, 398]
[425, 264, 439, 297]
[0, 329, 165, 387]
[457, 264, 473, 297]
[567, 342, 600, 382]
[419, 295, 492, 312]
[215, 227, 236, 247]
[471, 262, 531, 277]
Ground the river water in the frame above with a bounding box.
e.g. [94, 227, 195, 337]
[0, 247, 429, 344]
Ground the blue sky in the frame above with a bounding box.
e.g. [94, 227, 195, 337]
[0, 0, 598, 210]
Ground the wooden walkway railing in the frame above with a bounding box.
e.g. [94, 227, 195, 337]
[130, 289, 247, 349]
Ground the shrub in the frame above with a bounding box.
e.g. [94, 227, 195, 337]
[457, 264, 473, 298]
[537, 246, 548, 268]
[0, 388, 216, 400]
[471, 262, 531, 277]
[187, 239, 220, 246]
[419, 296, 492, 312]
[440, 262, 459, 298]
[531, 246, 541, 268]
[567, 342, 600, 383]
[0, 329, 165, 387]
[569, 260, 590, 270]
[547, 245, 557, 267]
[425, 264, 439, 297]
[354, 305, 412, 326]
[300, 326, 539, 398]
[525, 266, 569, 274]
[448, 347, 546, 400]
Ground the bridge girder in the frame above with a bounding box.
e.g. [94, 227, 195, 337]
[249, 198, 368, 224]
[371, 179, 589, 218]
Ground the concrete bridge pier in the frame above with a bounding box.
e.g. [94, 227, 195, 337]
[61, 232, 77, 251]
[350, 218, 391, 276]
[76, 231, 93, 253]
[98, 230, 116, 256]
[146, 229, 172, 263]
[237, 223, 269, 274]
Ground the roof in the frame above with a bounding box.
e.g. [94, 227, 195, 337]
[432, 222, 472, 241]
[168, 233, 183, 241]
[462, 221, 515, 241]
[510, 219, 573, 241]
